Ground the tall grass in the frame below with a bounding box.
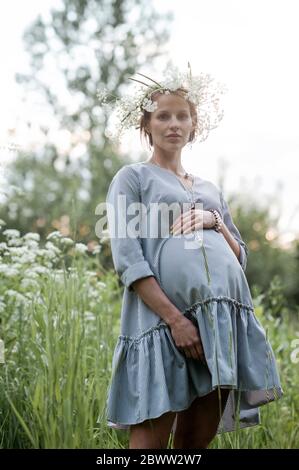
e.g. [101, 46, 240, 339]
[0, 229, 122, 448]
[0, 228, 298, 448]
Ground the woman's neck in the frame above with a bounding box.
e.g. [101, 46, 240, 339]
[148, 152, 185, 176]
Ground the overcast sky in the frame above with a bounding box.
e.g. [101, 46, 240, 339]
[1, 0, 298, 246]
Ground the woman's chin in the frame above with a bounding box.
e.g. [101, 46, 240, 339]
[164, 140, 186, 148]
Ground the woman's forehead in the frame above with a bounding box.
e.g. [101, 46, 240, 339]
[153, 93, 190, 111]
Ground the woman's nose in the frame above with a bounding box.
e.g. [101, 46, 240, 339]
[169, 119, 180, 128]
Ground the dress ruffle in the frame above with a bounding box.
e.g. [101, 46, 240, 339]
[106, 297, 283, 433]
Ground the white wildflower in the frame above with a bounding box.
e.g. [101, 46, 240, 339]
[5, 289, 17, 297]
[45, 241, 61, 255]
[29, 266, 50, 276]
[5, 289, 27, 304]
[60, 237, 74, 247]
[52, 268, 64, 276]
[92, 245, 102, 254]
[46, 231, 62, 241]
[84, 311, 96, 321]
[25, 291, 40, 301]
[23, 268, 40, 279]
[9, 246, 27, 257]
[10, 262, 23, 273]
[99, 228, 110, 244]
[104, 128, 116, 140]
[16, 251, 36, 264]
[85, 270, 98, 277]
[51, 269, 65, 283]
[74, 243, 88, 254]
[97, 281, 106, 289]
[0, 264, 19, 277]
[0, 301, 6, 314]
[36, 248, 50, 257]
[141, 98, 158, 112]
[7, 237, 22, 247]
[20, 278, 40, 290]
[88, 287, 100, 299]
[23, 239, 39, 250]
[23, 232, 40, 242]
[70, 308, 79, 319]
[44, 251, 58, 261]
[96, 87, 109, 103]
[3, 229, 20, 238]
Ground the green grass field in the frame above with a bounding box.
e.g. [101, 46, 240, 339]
[0, 230, 298, 448]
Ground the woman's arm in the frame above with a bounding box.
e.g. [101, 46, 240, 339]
[219, 191, 249, 271]
[131, 276, 182, 327]
[105, 166, 156, 291]
[218, 221, 241, 262]
[131, 276, 205, 362]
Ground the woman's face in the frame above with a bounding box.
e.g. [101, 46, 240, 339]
[146, 93, 195, 150]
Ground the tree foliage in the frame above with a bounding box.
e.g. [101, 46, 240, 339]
[2, 0, 173, 241]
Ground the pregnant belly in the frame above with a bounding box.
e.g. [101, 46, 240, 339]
[158, 229, 247, 311]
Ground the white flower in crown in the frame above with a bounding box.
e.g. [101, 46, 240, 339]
[141, 98, 158, 112]
[96, 87, 110, 103]
[96, 61, 228, 143]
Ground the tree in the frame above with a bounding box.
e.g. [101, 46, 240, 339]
[225, 190, 298, 308]
[1, 0, 173, 241]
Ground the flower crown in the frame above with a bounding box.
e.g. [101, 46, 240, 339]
[96, 61, 228, 144]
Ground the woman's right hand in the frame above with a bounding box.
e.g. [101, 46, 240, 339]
[169, 315, 206, 363]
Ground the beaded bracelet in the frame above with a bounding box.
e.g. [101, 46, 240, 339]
[209, 209, 223, 232]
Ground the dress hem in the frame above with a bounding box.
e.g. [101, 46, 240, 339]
[106, 385, 283, 434]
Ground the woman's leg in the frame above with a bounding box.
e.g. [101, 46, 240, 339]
[129, 410, 177, 449]
[173, 388, 230, 449]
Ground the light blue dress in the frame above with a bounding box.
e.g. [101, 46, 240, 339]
[104, 161, 283, 434]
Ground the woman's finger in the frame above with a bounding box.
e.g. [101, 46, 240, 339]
[183, 348, 192, 359]
[181, 220, 204, 235]
[171, 210, 204, 235]
[195, 343, 206, 363]
[171, 209, 201, 229]
[172, 219, 203, 236]
[189, 345, 201, 361]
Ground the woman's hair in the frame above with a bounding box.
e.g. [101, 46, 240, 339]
[139, 87, 198, 149]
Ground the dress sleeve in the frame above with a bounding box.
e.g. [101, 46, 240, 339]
[106, 165, 155, 291]
[220, 190, 249, 272]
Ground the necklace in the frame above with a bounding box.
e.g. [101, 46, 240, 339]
[148, 158, 195, 195]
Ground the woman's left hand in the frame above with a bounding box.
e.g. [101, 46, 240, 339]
[170, 209, 215, 236]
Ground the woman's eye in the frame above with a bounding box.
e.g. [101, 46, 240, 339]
[158, 114, 188, 120]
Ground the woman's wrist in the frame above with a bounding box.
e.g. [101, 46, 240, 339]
[208, 209, 223, 232]
[206, 210, 216, 229]
[204, 210, 216, 229]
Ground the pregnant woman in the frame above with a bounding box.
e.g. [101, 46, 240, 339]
[101, 64, 283, 449]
